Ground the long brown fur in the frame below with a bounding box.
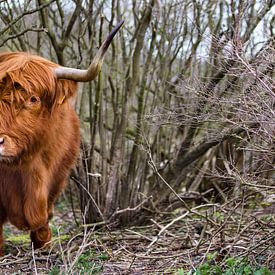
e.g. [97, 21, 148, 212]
[0, 52, 80, 255]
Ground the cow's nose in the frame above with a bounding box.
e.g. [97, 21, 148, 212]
[0, 136, 5, 145]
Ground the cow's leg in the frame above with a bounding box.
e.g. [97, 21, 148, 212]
[30, 223, 52, 250]
[0, 223, 4, 256]
[24, 193, 48, 230]
[23, 171, 49, 230]
[48, 179, 68, 220]
[0, 208, 6, 256]
[0, 219, 7, 257]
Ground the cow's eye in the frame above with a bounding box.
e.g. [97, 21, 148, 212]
[13, 82, 21, 90]
[29, 96, 40, 104]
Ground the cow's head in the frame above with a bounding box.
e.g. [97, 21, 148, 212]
[0, 21, 123, 163]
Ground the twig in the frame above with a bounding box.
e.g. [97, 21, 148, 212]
[150, 219, 177, 238]
[31, 244, 38, 275]
[112, 196, 152, 216]
[147, 204, 218, 249]
[0, 28, 48, 47]
[235, 51, 275, 98]
[237, 232, 275, 257]
[125, 229, 153, 242]
[0, 0, 55, 36]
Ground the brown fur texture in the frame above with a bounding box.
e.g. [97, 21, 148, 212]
[0, 52, 80, 256]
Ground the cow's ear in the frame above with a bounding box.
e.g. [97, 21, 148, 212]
[51, 79, 78, 108]
[58, 95, 66, 105]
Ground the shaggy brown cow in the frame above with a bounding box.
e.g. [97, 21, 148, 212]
[0, 21, 123, 256]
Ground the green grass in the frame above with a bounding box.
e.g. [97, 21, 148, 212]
[76, 250, 109, 274]
[49, 249, 109, 275]
[176, 255, 273, 275]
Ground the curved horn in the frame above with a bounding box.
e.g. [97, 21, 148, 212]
[55, 20, 124, 82]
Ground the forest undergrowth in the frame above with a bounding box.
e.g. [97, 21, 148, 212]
[0, 189, 274, 274]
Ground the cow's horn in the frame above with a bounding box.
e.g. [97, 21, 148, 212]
[55, 20, 124, 82]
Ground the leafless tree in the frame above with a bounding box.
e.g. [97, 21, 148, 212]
[0, 0, 274, 226]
